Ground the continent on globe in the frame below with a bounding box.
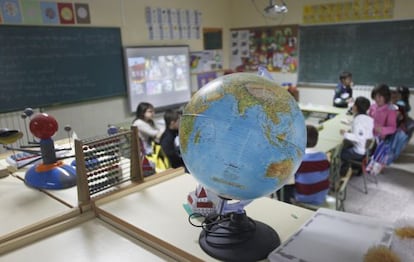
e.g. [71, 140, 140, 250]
[179, 73, 307, 200]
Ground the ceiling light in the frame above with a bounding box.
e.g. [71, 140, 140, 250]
[264, 0, 288, 16]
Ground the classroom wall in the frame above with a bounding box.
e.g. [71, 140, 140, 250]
[19, 0, 232, 140]
[3, 0, 414, 142]
[229, 0, 414, 118]
[228, 0, 414, 27]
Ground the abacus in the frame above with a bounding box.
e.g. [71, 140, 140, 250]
[75, 126, 142, 205]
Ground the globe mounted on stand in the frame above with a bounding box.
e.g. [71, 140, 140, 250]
[179, 73, 306, 261]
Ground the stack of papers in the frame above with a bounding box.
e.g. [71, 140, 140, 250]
[268, 208, 394, 262]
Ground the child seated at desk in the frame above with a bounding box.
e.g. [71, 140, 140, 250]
[160, 109, 185, 169]
[132, 102, 163, 155]
[365, 84, 398, 173]
[368, 84, 397, 140]
[333, 71, 353, 108]
[277, 125, 330, 205]
[394, 85, 414, 138]
[339, 96, 374, 177]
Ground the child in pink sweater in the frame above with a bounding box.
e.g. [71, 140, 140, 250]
[368, 84, 397, 139]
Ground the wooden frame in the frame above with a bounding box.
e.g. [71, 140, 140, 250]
[0, 208, 88, 254]
[93, 168, 195, 261]
[75, 126, 143, 206]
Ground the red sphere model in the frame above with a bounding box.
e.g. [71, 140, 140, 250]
[29, 113, 59, 139]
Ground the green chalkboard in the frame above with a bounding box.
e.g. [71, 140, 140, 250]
[0, 25, 126, 113]
[298, 20, 414, 88]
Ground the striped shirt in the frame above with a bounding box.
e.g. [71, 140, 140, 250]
[295, 149, 330, 205]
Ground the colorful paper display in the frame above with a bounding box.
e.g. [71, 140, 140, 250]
[0, 1, 90, 25]
[0, 0, 22, 24]
[303, 0, 394, 24]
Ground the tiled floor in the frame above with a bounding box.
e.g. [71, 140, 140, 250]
[345, 140, 414, 223]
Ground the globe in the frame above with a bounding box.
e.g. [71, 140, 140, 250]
[179, 73, 307, 200]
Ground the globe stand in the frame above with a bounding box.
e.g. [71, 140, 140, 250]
[199, 199, 280, 261]
[25, 162, 77, 189]
[25, 137, 76, 190]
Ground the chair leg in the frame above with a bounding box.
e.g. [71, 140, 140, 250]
[280, 187, 285, 202]
[373, 174, 378, 185]
[362, 172, 368, 194]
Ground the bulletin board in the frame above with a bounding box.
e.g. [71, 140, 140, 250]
[230, 24, 299, 73]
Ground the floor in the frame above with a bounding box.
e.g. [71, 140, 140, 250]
[345, 139, 414, 223]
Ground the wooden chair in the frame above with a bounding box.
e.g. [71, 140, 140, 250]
[293, 162, 353, 212]
[347, 138, 376, 194]
[292, 144, 351, 212]
[147, 142, 171, 172]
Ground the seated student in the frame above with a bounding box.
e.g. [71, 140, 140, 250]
[160, 109, 185, 169]
[391, 87, 407, 130]
[339, 96, 374, 176]
[366, 84, 398, 172]
[396, 85, 411, 114]
[387, 86, 413, 164]
[294, 125, 331, 205]
[395, 85, 414, 135]
[277, 125, 330, 205]
[333, 71, 353, 108]
[368, 84, 398, 140]
[132, 102, 163, 155]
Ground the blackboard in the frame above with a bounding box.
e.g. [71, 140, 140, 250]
[298, 20, 414, 88]
[0, 25, 126, 113]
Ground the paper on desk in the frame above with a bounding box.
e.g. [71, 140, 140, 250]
[340, 118, 352, 125]
[268, 208, 394, 262]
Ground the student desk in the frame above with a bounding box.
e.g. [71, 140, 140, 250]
[0, 174, 73, 238]
[299, 103, 349, 152]
[318, 112, 351, 143]
[1, 218, 171, 262]
[1, 169, 314, 261]
[299, 103, 346, 115]
[95, 173, 314, 261]
[0, 104, 347, 260]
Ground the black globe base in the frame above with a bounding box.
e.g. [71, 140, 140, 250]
[199, 212, 280, 262]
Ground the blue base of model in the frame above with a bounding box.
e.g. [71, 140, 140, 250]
[25, 164, 77, 189]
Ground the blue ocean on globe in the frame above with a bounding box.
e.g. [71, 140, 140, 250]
[179, 73, 306, 200]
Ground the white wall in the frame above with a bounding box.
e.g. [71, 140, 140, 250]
[2, 0, 414, 142]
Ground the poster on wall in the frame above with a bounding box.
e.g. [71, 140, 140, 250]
[230, 25, 299, 73]
[197, 71, 217, 90]
[74, 3, 90, 24]
[0, 1, 89, 25]
[21, 0, 42, 24]
[303, 0, 394, 24]
[0, 0, 22, 24]
[145, 6, 202, 41]
[190, 50, 223, 74]
[230, 30, 250, 70]
[40, 1, 59, 24]
[57, 2, 75, 24]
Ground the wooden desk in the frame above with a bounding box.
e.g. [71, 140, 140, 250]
[0, 144, 79, 247]
[0, 139, 79, 207]
[300, 104, 348, 153]
[0, 104, 347, 260]
[1, 218, 171, 262]
[96, 173, 314, 261]
[318, 113, 351, 143]
[299, 103, 346, 115]
[0, 173, 75, 243]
